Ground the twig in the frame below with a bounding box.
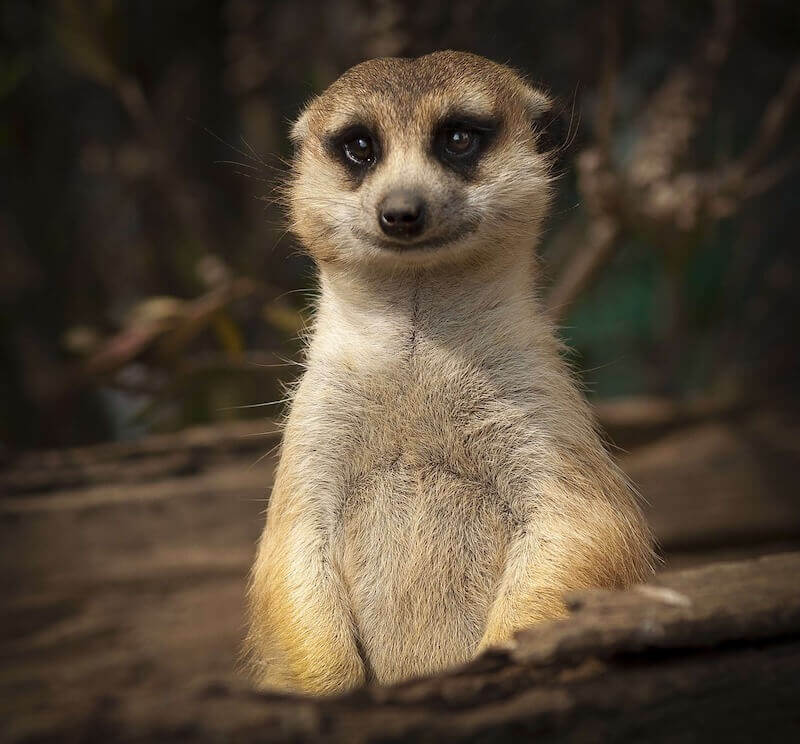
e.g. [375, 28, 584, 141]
[712, 61, 800, 202]
[594, 0, 621, 160]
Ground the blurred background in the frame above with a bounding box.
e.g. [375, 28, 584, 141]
[2, 3, 800, 739]
[1, 0, 799, 452]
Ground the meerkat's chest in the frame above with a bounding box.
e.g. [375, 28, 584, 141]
[322, 357, 528, 682]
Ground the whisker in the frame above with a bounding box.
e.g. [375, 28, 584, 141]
[190, 119, 263, 165]
[248, 441, 282, 469]
[248, 360, 300, 368]
[215, 160, 262, 170]
[233, 171, 273, 183]
[240, 135, 269, 166]
[218, 397, 293, 411]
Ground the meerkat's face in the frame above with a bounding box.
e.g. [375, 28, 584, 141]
[288, 51, 560, 270]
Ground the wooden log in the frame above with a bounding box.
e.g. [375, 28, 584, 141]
[6, 554, 797, 743]
[2, 410, 800, 742]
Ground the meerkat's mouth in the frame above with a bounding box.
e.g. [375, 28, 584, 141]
[352, 222, 480, 253]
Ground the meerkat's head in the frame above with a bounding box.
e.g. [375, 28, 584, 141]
[288, 51, 562, 271]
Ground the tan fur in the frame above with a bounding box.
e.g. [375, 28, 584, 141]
[245, 51, 655, 695]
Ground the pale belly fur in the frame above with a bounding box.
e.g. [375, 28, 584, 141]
[319, 355, 526, 684]
[336, 459, 514, 684]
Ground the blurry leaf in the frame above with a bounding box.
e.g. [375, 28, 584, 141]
[116, 141, 153, 178]
[0, 55, 30, 100]
[263, 303, 304, 336]
[52, 0, 119, 87]
[129, 358, 283, 432]
[54, 25, 118, 86]
[156, 279, 258, 360]
[62, 325, 100, 356]
[211, 313, 245, 359]
[196, 254, 231, 289]
[125, 296, 186, 329]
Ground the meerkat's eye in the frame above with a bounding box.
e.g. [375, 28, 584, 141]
[342, 132, 376, 166]
[434, 117, 497, 176]
[329, 126, 380, 178]
[444, 129, 476, 156]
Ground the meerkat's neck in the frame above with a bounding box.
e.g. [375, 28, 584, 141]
[308, 248, 552, 369]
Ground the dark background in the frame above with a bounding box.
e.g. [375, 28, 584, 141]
[1, 0, 798, 451]
[2, 4, 800, 740]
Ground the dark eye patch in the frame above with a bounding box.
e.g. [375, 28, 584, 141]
[327, 124, 381, 182]
[433, 114, 499, 178]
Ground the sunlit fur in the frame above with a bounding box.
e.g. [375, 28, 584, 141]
[245, 51, 656, 696]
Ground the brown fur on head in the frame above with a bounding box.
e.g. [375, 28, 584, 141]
[288, 51, 560, 270]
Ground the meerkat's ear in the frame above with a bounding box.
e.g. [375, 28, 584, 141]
[523, 85, 570, 166]
[290, 108, 312, 146]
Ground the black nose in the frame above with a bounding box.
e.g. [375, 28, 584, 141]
[378, 190, 426, 238]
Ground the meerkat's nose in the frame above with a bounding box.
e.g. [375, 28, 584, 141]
[378, 190, 426, 238]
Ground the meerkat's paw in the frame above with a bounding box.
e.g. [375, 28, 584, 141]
[475, 619, 519, 655]
[476, 597, 568, 655]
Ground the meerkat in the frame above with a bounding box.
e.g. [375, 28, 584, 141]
[245, 50, 655, 696]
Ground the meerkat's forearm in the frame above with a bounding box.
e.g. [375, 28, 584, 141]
[478, 488, 654, 651]
[247, 485, 366, 695]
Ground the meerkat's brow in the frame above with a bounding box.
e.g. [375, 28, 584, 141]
[327, 122, 377, 144]
[323, 109, 380, 139]
[436, 110, 499, 132]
